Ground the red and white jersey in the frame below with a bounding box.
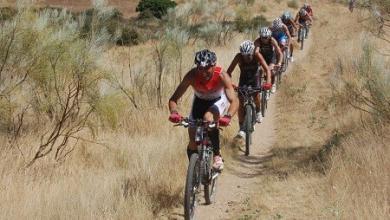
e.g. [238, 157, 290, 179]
[193, 66, 224, 100]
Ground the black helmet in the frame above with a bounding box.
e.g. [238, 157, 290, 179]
[194, 49, 217, 67]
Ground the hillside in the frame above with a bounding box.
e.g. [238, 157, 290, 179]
[0, 0, 140, 17]
[0, 0, 388, 219]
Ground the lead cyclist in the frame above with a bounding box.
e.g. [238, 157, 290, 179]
[168, 49, 238, 171]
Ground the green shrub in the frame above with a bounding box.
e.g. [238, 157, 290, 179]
[117, 25, 141, 46]
[136, 0, 177, 19]
[234, 15, 269, 33]
[0, 7, 17, 21]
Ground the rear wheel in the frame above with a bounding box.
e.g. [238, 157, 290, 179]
[184, 153, 200, 220]
[244, 104, 253, 156]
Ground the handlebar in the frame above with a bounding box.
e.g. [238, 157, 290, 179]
[175, 117, 217, 128]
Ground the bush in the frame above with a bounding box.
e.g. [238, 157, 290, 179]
[0, 7, 17, 21]
[117, 25, 141, 46]
[136, 0, 177, 19]
[287, 0, 299, 9]
[234, 15, 269, 33]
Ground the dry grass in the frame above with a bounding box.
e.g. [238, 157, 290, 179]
[0, 0, 140, 18]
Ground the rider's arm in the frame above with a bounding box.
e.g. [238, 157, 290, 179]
[308, 15, 313, 23]
[226, 54, 240, 77]
[254, 51, 271, 85]
[168, 71, 192, 113]
[272, 38, 283, 65]
[283, 24, 292, 41]
[290, 18, 298, 29]
[219, 72, 238, 117]
[294, 13, 299, 23]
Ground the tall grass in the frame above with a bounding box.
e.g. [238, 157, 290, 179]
[325, 41, 390, 219]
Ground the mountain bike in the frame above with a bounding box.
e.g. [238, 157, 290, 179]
[236, 86, 262, 156]
[176, 118, 221, 220]
[298, 22, 309, 50]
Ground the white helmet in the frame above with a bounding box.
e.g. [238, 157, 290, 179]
[259, 27, 272, 38]
[239, 40, 255, 55]
[272, 17, 283, 29]
[299, 8, 307, 16]
[303, 3, 310, 9]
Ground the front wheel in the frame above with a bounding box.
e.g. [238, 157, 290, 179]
[184, 153, 200, 220]
[299, 28, 305, 50]
[244, 104, 253, 156]
[261, 90, 267, 117]
[204, 151, 216, 205]
[281, 48, 289, 72]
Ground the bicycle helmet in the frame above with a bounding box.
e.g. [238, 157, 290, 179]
[194, 49, 217, 67]
[303, 3, 310, 9]
[259, 27, 272, 38]
[239, 40, 255, 55]
[282, 11, 292, 20]
[272, 17, 283, 29]
[299, 8, 307, 16]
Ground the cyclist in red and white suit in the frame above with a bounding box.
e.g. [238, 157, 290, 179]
[168, 49, 238, 171]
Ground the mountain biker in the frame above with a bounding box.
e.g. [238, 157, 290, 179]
[226, 40, 272, 137]
[301, 3, 313, 17]
[270, 18, 292, 74]
[281, 11, 297, 62]
[168, 49, 238, 171]
[255, 27, 283, 94]
[295, 8, 313, 40]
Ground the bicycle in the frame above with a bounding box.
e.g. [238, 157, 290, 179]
[236, 86, 262, 156]
[260, 74, 268, 117]
[298, 22, 309, 50]
[176, 118, 221, 220]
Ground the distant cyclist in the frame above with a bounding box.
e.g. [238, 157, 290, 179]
[270, 17, 292, 63]
[281, 11, 297, 61]
[226, 40, 271, 137]
[301, 3, 313, 17]
[254, 27, 282, 94]
[295, 8, 313, 40]
[168, 49, 238, 171]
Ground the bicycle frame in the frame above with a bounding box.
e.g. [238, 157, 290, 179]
[180, 119, 219, 184]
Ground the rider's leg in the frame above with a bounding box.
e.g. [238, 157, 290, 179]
[238, 95, 245, 131]
[254, 92, 261, 113]
[203, 110, 220, 155]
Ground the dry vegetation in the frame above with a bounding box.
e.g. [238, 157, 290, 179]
[234, 1, 390, 219]
[0, 0, 388, 219]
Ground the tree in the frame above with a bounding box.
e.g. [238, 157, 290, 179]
[136, 0, 177, 19]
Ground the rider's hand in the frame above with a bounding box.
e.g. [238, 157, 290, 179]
[262, 83, 272, 90]
[218, 115, 232, 127]
[169, 111, 182, 123]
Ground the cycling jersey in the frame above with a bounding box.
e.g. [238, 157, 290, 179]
[193, 66, 224, 100]
[190, 66, 228, 119]
[271, 27, 288, 43]
[298, 14, 311, 25]
[258, 40, 276, 65]
[238, 56, 260, 88]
